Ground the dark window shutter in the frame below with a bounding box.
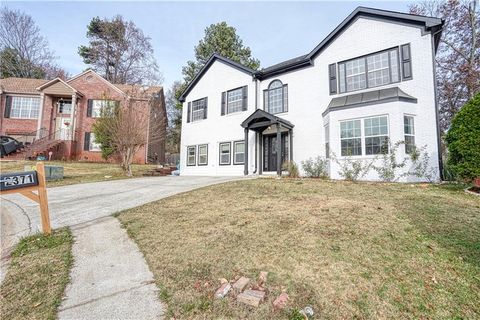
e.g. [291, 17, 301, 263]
[87, 99, 93, 117]
[329, 63, 337, 94]
[283, 85, 288, 113]
[401, 44, 412, 80]
[84, 132, 90, 151]
[242, 86, 248, 111]
[203, 97, 208, 119]
[187, 102, 191, 123]
[4, 96, 12, 118]
[221, 92, 226, 115]
[263, 90, 268, 111]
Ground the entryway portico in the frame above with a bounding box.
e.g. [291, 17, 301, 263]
[241, 109, 294, 176]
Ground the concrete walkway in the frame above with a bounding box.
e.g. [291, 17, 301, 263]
[1, 175, 240, 319]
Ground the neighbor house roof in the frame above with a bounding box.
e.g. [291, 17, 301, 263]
[0, 78, 47, 95]
[180, 6, 444, 101]
[322, 87, 418, 116]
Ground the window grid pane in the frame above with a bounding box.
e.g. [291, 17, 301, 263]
[89, 133, 102, 151]
[10, 96, 40, 119]
[192, 99, 205, 121]
[220, 143, 230, 164]
[404, 116, 415, 154]
[234, 142, 245, 164]
[227, 88, 243, 114]
[187, 147, 196, 165]
[364, 116, 389, 155]
[340, 119, 362, 156]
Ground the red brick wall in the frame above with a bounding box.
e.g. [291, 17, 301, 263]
[69, 73, 148, 164]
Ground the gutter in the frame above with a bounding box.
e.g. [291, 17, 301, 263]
[431, 26, 444, 181]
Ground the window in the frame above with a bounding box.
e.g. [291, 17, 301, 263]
[227, 88, 243, 114]
[88, 133, 101, 151]
[233, 141, 245, 164]
[364, 116, 389, 155]
[198, 144, 208, 166]
[9, 96, 40, 119]
[57, 99, 72, 114]
[340, 119, 362, 156]
[404, 115, 415, 154]
[338, 47, 400, 93]
[187, 146, 196, 166]
[264, 80, 288, 114]
[324, 124, 330, 158]
[89, 99, 118, 117]
[219, 142, 231, 165]
[191, 98, 207, 122]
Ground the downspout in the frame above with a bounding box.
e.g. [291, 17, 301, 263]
[253, 75, 258, 174]
[431, 26, 444, 181]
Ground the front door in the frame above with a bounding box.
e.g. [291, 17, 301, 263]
[263, 133, 289, 172]
[55, 117, 71, 140]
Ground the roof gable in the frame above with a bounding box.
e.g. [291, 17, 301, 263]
[179, 54, 254, 102]
[36, 78, 82, 96]
[67, 69, 125, 96]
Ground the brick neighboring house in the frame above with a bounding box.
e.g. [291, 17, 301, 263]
[0, 69, 166, 163]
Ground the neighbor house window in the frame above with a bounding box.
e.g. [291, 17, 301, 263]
[233, 141, 245, 164]
[227, 88, 243, 113]
[88, 99, 118, 117]
[198, 144, 208, 165]
[364, 116, 389, 155]
[338, 47, 400, 93]
[264, 80, 288, 114]
[187, 146, 196, 166]
[7, 96, 41, 119]
[340, 119, 362, 156]
[404, 115, 415, 154]
[219, 142, 231, 165]
[188, 97, 207, 122]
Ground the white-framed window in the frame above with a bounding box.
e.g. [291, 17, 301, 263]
[338, 47, 400, 93]
[339, 115, 390, 157]
[9, 96, 41, 119]
[89, 133, 101, 151]
[219, 142, 231, 165]
[233, 141, 245, 164]
[198, 144, 208, 166]
[91, 100, 118, 117]
[264, 80, 288, 114]
[187, 146, 196, 166]
[227, 88, 243, 114]
[57, 99, 72, 114]
[404, 115, 415, 154]
[364, 116, 389, 155]
[191, 98, 206, 122]
[340, 119, 362, 156]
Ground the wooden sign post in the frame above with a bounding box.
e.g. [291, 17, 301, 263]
[0, 162, 51, 234]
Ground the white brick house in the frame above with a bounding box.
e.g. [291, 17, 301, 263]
[179, 7, 444, 181]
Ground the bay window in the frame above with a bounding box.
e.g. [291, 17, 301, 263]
[340, 119, 362, 156]
[404, 115, 415, 154]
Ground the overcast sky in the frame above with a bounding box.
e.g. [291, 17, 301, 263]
[3, 1, 412, 89]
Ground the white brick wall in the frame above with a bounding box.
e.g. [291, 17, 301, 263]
[180, 16, 440, 181]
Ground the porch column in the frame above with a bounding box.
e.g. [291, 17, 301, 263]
[259, 132, 263, 175]
[276, 123, 282, 177]
[244, 128, 249, 175]
[70, 93, 76, 140]
[289, 129, 293, 161]
[36, 93, 45, 139]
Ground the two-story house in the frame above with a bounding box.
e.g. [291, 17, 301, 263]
[179, 7, 444, 181]
[0, 69, 166, 163]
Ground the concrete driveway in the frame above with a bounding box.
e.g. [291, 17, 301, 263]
[1, 175, 241, 319]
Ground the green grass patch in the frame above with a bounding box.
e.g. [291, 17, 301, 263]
[0, 228, 74, 320]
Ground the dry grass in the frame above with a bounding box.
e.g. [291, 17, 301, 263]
[118, 179, 480, 319]
[0, 228, 73, 320]
[0, 160, 157, 187]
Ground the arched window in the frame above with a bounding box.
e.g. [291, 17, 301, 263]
[264, 80, 288, 114]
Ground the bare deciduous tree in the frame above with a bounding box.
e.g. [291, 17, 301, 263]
[0, 7, 65, 79]
[93, 88, 166, 176]
[410, 0, 480, 131]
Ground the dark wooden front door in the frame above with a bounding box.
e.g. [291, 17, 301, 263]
[263, 133, 289, 172]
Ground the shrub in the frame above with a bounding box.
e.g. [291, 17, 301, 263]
[301, 156, 329, 178]
[373, 140, 408, 182]
[407, 145, 437, 182]
[332, 154, 374, 182]
[445, 93, 480, 181]
[282, 161, 299, 178]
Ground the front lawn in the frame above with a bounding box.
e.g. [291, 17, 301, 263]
[0, 228, 73, 320]
[118, 179, 480, 319]
[0, 160, 157, 187]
